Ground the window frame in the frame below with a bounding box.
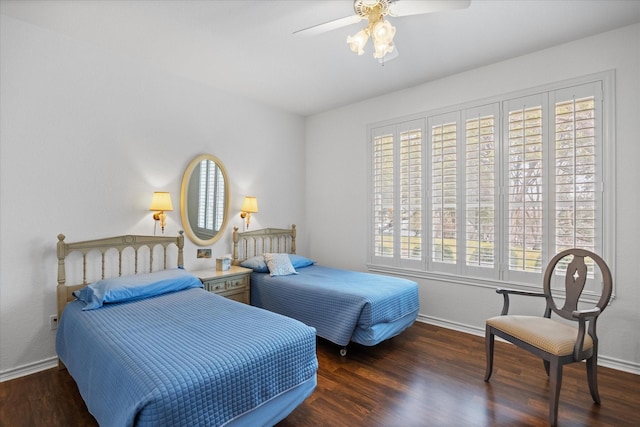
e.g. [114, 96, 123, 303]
[366, 71, 616, 302]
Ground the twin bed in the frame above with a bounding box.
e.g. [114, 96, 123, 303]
[55, 233, 317, 427]
[232, 225, 419, 356]
[56, 225, 419, 425]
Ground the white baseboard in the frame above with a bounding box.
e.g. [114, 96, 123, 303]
[595, 355, 640, 375]
[0, 357, 58, 382]
[416, 314, 640, 376]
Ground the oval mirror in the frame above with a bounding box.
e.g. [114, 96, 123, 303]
[180, 154, 230, 246]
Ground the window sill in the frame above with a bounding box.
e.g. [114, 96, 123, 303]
[366, 263, 611, 305]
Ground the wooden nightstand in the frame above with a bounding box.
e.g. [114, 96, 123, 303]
[191, 266, 252, 304]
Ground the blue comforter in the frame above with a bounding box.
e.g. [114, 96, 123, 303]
[251, 265, 419, 346]
[56, 288, 318, 427]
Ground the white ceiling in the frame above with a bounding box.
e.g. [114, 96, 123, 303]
[2, 0, 639, 116]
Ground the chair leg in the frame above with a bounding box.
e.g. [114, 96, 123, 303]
[586, 354, 601, 404]
[548, 359, 563, 427]
[543, 360, 550, 376]
[484, 325, 494, 381]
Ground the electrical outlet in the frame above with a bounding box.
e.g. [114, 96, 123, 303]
[50, 315, 58, 330]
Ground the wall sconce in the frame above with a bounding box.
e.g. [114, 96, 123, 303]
[149, 191, 173, 234]
[240, 196, 258, 230]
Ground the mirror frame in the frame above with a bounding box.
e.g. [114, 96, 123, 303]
[180, 154, 230, 246]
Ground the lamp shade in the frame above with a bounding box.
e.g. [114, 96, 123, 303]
[150, 192, 173, 211]
[241, 196, 259, 213]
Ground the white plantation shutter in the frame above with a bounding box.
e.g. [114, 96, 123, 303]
[549, 82, 603, 288]
[372, 126, 395, 259]
[368, 74, 610, 292]
[214, 166, 225, 230]
[198, 161, 209, 229]
[429, 112, 459, 270]
[371, 120, 424, 268]
[463, 104, 499, 278]
[554, 96, 597, 253]
[197, 160, 225, 232]
[399, 126, 423, 260]
[505, 96, 545, 276]
[502, 84, 603, 286]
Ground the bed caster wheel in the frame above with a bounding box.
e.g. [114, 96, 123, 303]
[339, 347, 347, 357]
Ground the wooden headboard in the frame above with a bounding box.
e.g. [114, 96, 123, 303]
[232, 225, 296, 265]
[56, 232, 185, 320]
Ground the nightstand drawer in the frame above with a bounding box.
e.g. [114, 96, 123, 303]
[191, 266, 252, 305]
[202, 276, 247, 292]
[202, 279, 225, 292]
[224, 276, 248, 290]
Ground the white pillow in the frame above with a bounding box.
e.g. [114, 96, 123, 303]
[263, 252, 298, 276]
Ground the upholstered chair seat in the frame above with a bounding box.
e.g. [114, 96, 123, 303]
[486, 315, 593, 357]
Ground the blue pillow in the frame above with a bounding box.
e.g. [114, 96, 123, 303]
[73, 268, 203, 310]
[288, 254, 315, 269]
[240, 254, 315, 272]
[240, 255, 269, 273]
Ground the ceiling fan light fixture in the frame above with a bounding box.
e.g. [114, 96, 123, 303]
[372, 19, 395, 44]
[297, 0, 471, 62]
[347, 28, 370, 55]
[373, 40, 394, 59]
[347, 0, 396, 60]
[371, 19, 395, 59]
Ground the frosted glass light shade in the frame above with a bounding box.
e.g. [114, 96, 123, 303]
[372, 19, 395, 45]
[347, 29, 370, 55]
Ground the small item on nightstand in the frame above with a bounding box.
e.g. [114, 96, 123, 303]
[216, 257, 231, 271]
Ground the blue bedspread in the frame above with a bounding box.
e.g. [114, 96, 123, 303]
[251, 265, 419, 346]
[56, 288, 318, 427]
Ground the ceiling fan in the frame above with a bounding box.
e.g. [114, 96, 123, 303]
[294, 0, 471, 61]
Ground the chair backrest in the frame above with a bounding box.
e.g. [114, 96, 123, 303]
[542, 248, 613, 321]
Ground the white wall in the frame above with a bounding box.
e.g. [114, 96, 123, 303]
[306, 24, 640, 373]
[0, 15, 307, 379]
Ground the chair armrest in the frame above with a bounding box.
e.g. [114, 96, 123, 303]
[496, 288, 546, 315]
[571, 307, 601, 320]
[571, 308, 601, 360]
[496, 288, 546, 297]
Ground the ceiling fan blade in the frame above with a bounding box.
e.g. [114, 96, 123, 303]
[388, 0, 471, 17]
[294, 14, 362, 36]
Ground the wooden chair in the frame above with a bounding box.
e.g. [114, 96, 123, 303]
[484, 248, 613, 426]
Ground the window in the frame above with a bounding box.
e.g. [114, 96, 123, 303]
[371, 119, 425, 269]
[368, 74, 612, 290]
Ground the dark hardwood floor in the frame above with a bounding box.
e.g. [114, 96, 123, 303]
[1, 322, 638, 426]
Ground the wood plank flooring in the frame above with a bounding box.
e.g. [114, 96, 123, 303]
[1, 322, 638, 426]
